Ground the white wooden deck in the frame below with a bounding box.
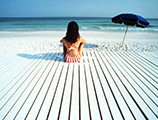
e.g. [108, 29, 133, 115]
[0, 51, 157, 120]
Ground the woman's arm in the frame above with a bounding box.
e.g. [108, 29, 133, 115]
[80, 37, 87, 44]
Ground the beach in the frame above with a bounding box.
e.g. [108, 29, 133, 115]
[0, 17, 158, 53]
[1, 18, 158, 119]
[0, 31, 158, 54]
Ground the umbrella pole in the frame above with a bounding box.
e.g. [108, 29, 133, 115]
[121, 25, 129, 48]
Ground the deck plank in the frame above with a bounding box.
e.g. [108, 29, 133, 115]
[35, 53, 65, 120]
[0, 51, 157, 120]
[0, 53, 39, 90]
[14, 53, 55, 120]
[84, 51, 102, 119]
[122, 52, 158, 89]
[23, 53, 59, 120]
[58, 63, 74, 120]
[127, 52, 158, 81]
[0, 53, 49, 109]
[89, 52, 113, 120]
[79, 61, 91, 120]
[111, 52, 158, 119]
[105, 51, 146, 120]
[69, 63, 79, 120]
[116, 52, 157, 95]
[47, 63, 69, 119]
[1, 53, 52, 120]
[99, 51, 136, 120]
[10, 53, 58, 120]
[135, 52, 158, 68]
[94, 51, 123, 120]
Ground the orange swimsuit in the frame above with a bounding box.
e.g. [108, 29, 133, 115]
[65, 43, 80, 63]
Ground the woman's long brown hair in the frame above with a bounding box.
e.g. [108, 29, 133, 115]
[64, 21, 80, 44]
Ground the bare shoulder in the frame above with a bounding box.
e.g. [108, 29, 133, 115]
[79, 37, 86, 44]
[60, 38, 66, 43]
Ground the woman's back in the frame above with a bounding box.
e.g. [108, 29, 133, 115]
[61, 37, 86, 57]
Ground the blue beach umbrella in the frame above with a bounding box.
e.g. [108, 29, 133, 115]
[111, 13, 150, 47]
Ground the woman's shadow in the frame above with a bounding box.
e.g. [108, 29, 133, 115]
[59, 43, 99, 48]
[17, 52, 65, 62]
[17, 43, 99, 61]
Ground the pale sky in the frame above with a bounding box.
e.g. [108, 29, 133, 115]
[0, 0, 158, 18]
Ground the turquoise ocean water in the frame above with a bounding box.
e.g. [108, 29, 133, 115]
[0, 17, 158, 32]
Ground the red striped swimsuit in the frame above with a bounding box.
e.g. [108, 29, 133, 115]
[65, 43, 80, 63]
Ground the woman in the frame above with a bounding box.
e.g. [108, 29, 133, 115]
[60, 21, 86, 63]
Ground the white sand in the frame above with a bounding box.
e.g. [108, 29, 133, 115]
[0, 31, 158, 52]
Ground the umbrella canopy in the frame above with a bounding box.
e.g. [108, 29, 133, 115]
[112, 13, 149, 28]
[111, 13, 150, 47]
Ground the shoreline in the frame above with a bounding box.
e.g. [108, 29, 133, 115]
[0, 31, 158, 53]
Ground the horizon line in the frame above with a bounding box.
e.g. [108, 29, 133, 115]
[0, 16, 157, 19]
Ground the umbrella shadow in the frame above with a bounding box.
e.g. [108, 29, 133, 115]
[84, 43, 99, 48]
[17, 52, 65, 62]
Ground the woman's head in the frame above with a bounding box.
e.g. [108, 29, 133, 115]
[65, 21, 80, 44]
